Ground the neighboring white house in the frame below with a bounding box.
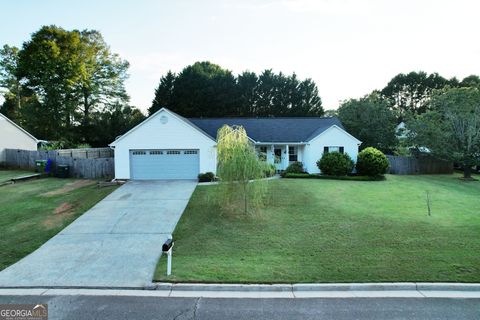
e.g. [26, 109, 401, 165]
[109, 108, 361, 180]
[0, 113, 38, 165]
[396, 121, 408, 140]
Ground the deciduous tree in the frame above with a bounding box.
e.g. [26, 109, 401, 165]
[338, 92, 397, 152]
[0, 45, 21, 120]
[460, 75, 480, 88]
[1, 25, 131, 143]
[216, 125, 266, 215]
[381, 71, 453, 119]
[75, 30, 129, 142]
[407, 87, 480, 179]
[88, 103, 145, 147]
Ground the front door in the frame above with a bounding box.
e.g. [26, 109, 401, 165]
[274, 148, 282, 170]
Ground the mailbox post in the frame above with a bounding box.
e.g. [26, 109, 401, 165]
[162, 236, 174, 276]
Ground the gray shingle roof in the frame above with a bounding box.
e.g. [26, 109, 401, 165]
[187, 117, 345, 142]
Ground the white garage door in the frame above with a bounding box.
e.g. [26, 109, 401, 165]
[130, 149, 199, 180]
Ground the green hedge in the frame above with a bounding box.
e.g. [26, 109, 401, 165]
[283, 172, 384, 181]
[282, 173, 313, 179]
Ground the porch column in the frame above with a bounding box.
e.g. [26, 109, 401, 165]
[267, 145, 274, 164]
[284, 144, 289, 170]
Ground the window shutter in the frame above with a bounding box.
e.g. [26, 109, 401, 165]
[324, 146, 329, 153]
[339, 147, 344, 154]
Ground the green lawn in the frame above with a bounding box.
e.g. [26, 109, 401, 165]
[0, 169, 35, 182]
[154, 174, 480, 283]
[0, 171, 118, 270]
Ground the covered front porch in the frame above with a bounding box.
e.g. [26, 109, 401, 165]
[255, 143, 305, 172]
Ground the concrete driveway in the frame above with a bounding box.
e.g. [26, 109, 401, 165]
[0, 180, 197, 288]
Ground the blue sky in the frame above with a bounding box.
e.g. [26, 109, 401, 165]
[1, 0, 479, 112]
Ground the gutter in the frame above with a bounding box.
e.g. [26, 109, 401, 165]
[255, 142, 306, 145]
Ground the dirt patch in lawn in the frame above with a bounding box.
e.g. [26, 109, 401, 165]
[42, 202, 77, 228]
[42, 180, 96, 196]
[54, 202, 74, 214]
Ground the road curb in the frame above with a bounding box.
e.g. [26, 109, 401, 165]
[152, 282, 480, 293]
[292, 283, 417, 291]
[415, 283, 480, 291]
[1, 283, 480, 299]
[168, 283, 292, 292]
[2, 282, 480, 293]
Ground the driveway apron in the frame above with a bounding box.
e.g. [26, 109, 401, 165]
[0, 180, 197, 287]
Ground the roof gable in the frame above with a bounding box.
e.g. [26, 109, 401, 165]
[109, 108, 216, 146]
[0, 113, 37, 143]
[308, 124, 362, 144]
[188, 117, 345, 143]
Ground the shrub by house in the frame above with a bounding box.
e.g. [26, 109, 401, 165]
[281, 161, 305, 177]
[356, 147, 389, 176]
[317, 152, 354, 176]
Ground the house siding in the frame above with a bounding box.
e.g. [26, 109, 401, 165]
[297, 145, 305, 165]
[304, 126, 360, 174]
[112, 110, 217, 179]
[0, 115, 37, 164]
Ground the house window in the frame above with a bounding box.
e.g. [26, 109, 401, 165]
[324, 146, 344, 154]
[184, 150, 198, 155]
[166, 150, 181, 155]
[149, 150, 163, 155]
[288, 146, 297, 162]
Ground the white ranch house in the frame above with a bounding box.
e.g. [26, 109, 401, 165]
[0, 113, 38, 165]
[109, 108, 361, 180]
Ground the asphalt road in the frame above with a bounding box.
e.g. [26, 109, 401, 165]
[1, 295, 479, 320]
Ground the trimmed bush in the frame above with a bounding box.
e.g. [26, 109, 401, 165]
[317, 152, 354, 176]
[284, 161, 305, 174]
[356, 147, 389, 176]
[198, 172, 215, 182]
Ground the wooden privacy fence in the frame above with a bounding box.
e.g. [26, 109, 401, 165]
[387, 155, 453, 175]
[5, 148, 114, 179]
[55, 148, 113, 159]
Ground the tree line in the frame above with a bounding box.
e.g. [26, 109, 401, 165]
[335, 71, 480, 178]
[0, 25, 144, 147]
[1, 26, 479, 176]
[149, 61, 324, 117]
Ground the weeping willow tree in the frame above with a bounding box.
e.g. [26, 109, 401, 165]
[216, 125, 267, 215]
